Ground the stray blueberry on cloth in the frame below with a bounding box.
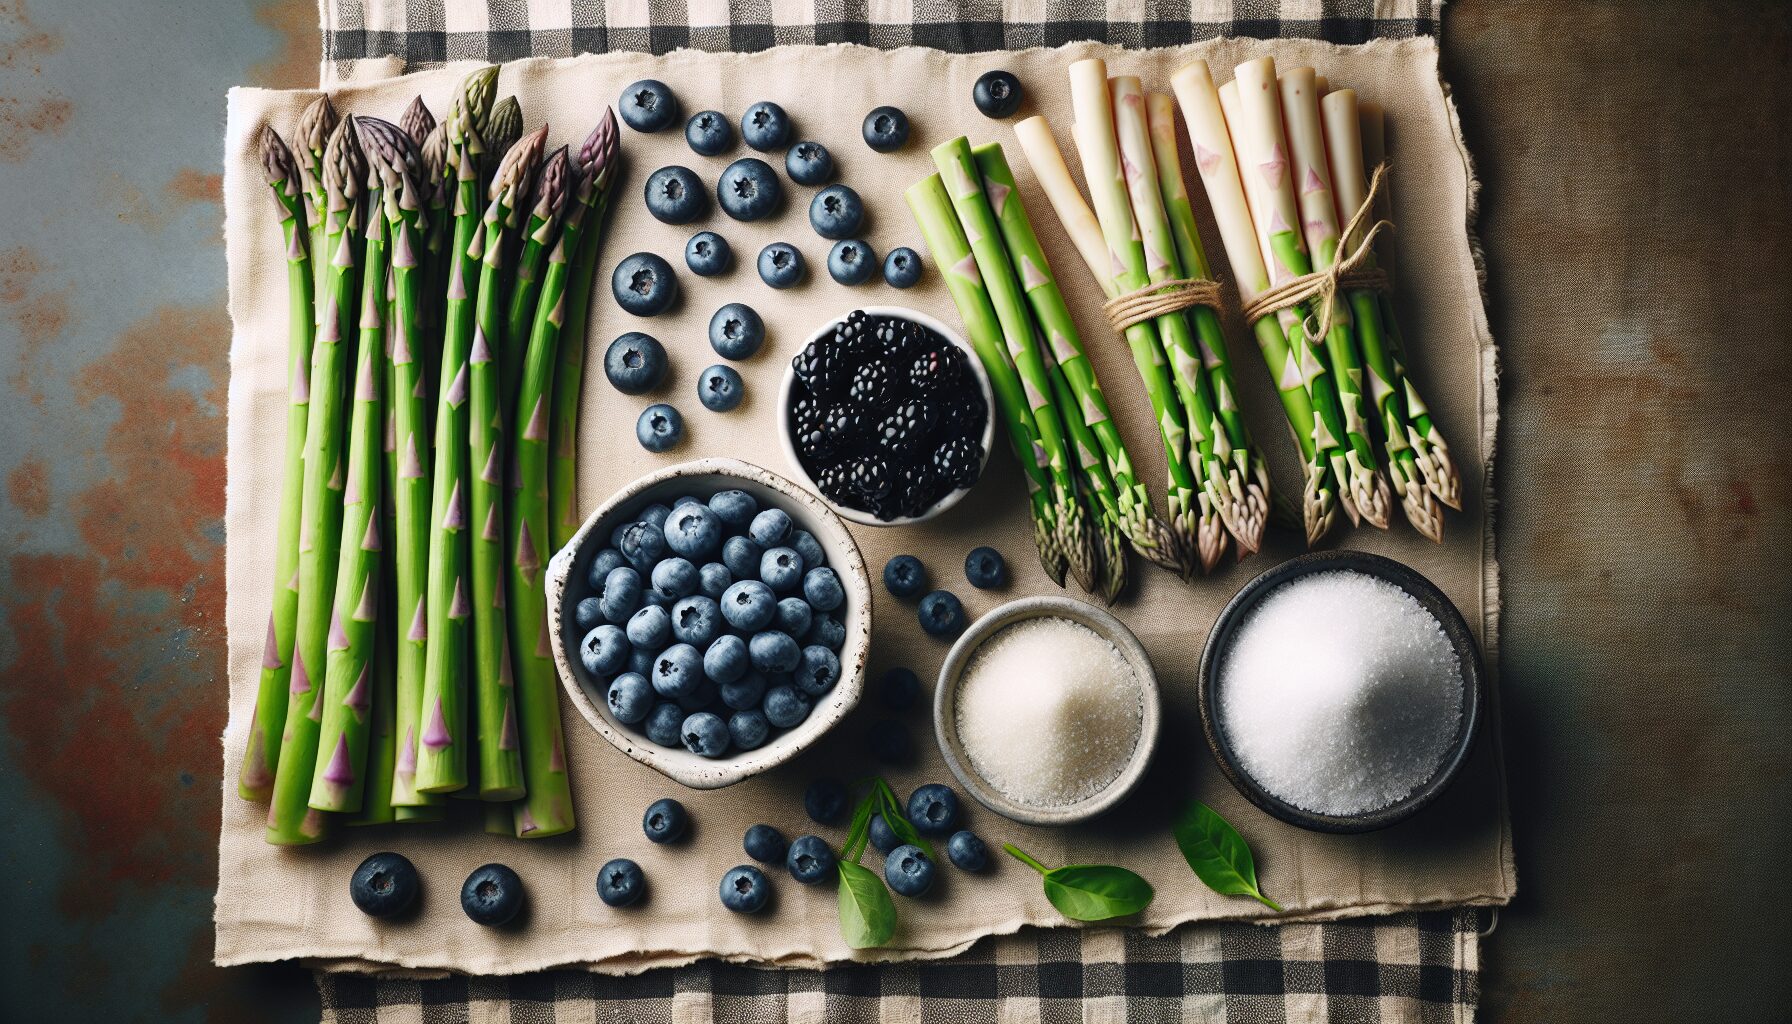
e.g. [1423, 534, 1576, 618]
[740, 101, 793, 152]
[862, 105, 910, 152]
[460, 863, 525, 926]
[604, 332, 668, 395]
[350, 852, 420, 918]
[884, 844, 935, 897]
[612, 252, 678, 317]
[808, 184, 864, 240]
[805, 777, 848, 825]
[972, 70, 1024, 119]
[757, 242, 805, 289]
[918, 590, 965, 636]
[597, 858, 646, 908]
[684, 110, 733, 155]
[698, 364, 744, 412]
[717, 157, 783, 222]
[787, 834, 836, 884]
[685, 231, 733, 277]
[643, 165, 706, 224]
[827, 239, 877, 285]
[619, 80, 679, 133]
[785, 140, 834, 185]
[964, 546, 1007, 589]
[883, 246, 922, 288]
[635, 403, 684, 452]
[744, 823, 789, 864]
[868, 813, 901, 855]
[719, 865, 771, 913]
[708, 302, 766, 359]
[883, 554, 925, 598]
[642, 797, 690, 844]
[907, 783, 960, 837]
[947, 831, 989, 871]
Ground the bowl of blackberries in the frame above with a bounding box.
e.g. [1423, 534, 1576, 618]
[780, 307, 994, 525]
[545, 458, 872, 789]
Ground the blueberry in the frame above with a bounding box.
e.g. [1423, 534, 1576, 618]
[644, 701, 685, 746]
[684, 109, 733, 155]
[868, 814, 901, 855]
[619, 80, 679, 133]
[587, 548, 627, 589]
[670, 595, 722, 647]
[700, 363, 745, 415]
[598, 566, 645, 622]
[918, 590, 966, 637]
[573, 596, 605, 631]
[795, 645, 840, 697]
[721, 579, 777, 632]
[749, 508, 794, 546]
[718, 864, 771, 913]
[604, 332, 668, 395]
[643, 797, 689, 843]
[774, 596, 812, 638]
[601, 671, 654, 725]
[685, 231, 733, 277]
[868, 718, 914, 765]
[787, 835, 836, 884]
[627, 604, 672, 650]
[757, 242, 805, 289]
[703, 633, 750, 684]
[636, 403, 684, 452]
[964, 546, 1007, 589]
[906, 784, 960, 837]
[597, 858, 646, 908]
[760, 546, 804, 593]
[728, 707, 771, 750]
[717, 157, 783, 221]
[672, 494, 704, 508]
[804, 613, 845, 651]
[664, 502, 724, 559]
[708, 303, 766, 360]
[612, 252, 679, 317]
[862, 106, 910, 152]
[643, 589, 672, 610]
[879, 667, 920, 711]
[698, 561, 733, 599]
[651, 556, 700, 600]
[808, 184, 864, 240]
[580, 624, 629, 676]
[720, 670, 768, 711]
[827, 239, 877, 285]
[740, 101, 793, 151]
[972, 70, 1023, 119]
[790, 530, 826, 571]
[677, 677, 719, 712]
[722, 535, 764, 579]
[744, 824, 788, 863]
[763, 684, 811, 728]
[644, 165, 706, 224]
[681, 711, 730, 757]
[704, 488, 753, 526]
[628, 646, 655, 678]
[618, 522, 668, 575]
[883, 246, 922, 288]
[947, 831, 989, 871]
[640, 504, 673, 528]
[750, 630, 801, 673]
[883, 554, 925, 598]
[802, 566, 844, 611]
[610, 520, 636, 549]
[784, 140, 834, 185]
[805, 777, 848, 824]
[884, 845, 934, 898]
[350, 852, 420, 918]
[650, 642, 703, 698]
[461, 863, 525, 925]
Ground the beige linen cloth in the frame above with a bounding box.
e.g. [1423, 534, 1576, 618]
[218, 37, 1511, 974]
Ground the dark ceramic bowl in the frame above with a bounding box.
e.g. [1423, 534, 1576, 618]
[1197, 550, 1483, 834]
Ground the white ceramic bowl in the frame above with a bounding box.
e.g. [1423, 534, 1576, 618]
[933, 596, 1161, 826]
[544, 458, 872, 789]
[776, 305, 996, 527]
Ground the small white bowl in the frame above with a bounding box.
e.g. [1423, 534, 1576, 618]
[933, 596, 1161, 827]
[777, 305, 996, 527]
[544, 458, 872, 790]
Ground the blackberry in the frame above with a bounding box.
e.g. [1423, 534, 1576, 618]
[847, 360, 894, 409]
[873, 317, 926, 364]
[933, 436, 983, 489]
[791, 339, 849, 399]
[790, 396, 834, 460]
[908, 345, 964, 394]
[822, 405, 869, 452]
[889, 466, 947, 519]
[845, 456, 893, 501]
[814, 463, 852, 503]
[873, 399, 937, 451]
[938, 392, 987, 442]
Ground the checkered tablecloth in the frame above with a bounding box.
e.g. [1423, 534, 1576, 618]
[306, 3, 1489, 1020]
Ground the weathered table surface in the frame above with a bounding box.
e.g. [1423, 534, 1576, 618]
[1, 1, 1785, 1020]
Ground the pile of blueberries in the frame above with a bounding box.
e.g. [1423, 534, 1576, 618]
[571, 489, 848, 759]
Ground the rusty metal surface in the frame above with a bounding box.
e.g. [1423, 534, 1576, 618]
[0, 0, 1785, 1020]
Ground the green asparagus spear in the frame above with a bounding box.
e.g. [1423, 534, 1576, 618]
[399, 95, 435, 148]
[501, 147, 571, 416]
[415, 65, 499, 795]
[295, 96, 339, 325]
[266, 119, 364, 845]
[482, 96, 523, 200]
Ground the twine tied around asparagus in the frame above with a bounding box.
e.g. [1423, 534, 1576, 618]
[1241, 162, 1394, 340]
[1102, 277, 1225, 333]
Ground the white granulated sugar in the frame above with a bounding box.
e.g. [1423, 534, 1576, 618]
[1218, 570, 1463, 816]
[954, 616, 1142, 807]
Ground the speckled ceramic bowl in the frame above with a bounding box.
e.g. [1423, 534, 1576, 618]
[543, 458, 872, 790]
[933, 596, 1160, 827]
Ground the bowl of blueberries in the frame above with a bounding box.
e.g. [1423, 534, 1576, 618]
[779, 306, 994, 526]
[544, 457, 872, 789]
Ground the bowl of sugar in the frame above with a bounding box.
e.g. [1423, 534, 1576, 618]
[934, 596, 1159, 827]
[1199, 550, 1483, 834]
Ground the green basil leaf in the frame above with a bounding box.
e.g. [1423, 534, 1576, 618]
[1040, 865, 1154, 921]
[841, 789, 877, 864]
[1171, 801, 1283, 911]
[836, 860, 897, 948]
[874, 779, 935, 861]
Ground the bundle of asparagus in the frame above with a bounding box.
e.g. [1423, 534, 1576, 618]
[244, 66, 623, 845]
[1012, 58, 1270, 577]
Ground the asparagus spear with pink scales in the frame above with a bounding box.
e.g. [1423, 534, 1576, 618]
[307, 122, 390, 812]
[501, 147, 570, 416]
[240, 128, 313, 801]
[548, 110, 620, 552]
[467, 123, 547, 801]
[507, 150, 582, 838]
[266, 119, 364, 845]
[415, 65, 500, 795]
[294, 96, 339, 322]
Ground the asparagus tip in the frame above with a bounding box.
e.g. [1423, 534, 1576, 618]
[399, 95, 436, 147]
